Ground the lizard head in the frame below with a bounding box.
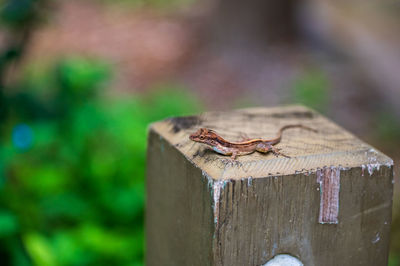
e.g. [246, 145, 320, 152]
[189, 128, 219, 145]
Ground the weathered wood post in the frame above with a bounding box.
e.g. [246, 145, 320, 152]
[146, 105, 394, 266]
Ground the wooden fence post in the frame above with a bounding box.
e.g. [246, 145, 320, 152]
[146, 105, 394, 266]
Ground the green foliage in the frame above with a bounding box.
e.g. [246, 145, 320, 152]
[290, 69, 330, 113]
[389, 254, 400, 266]
[374, 111, 400, 148]
[0, 57, 201, 265]
[100, 0, 195, 10]
[0, 210, 18, 237]
[24, 233, 57, 266]
[1, 0, 40, 28]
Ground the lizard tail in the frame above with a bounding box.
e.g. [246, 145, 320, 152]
[269, 124, 317, 145]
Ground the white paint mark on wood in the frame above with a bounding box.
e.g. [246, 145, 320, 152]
[202, 171, 227, 227]
[202, 171, 214, 188]
[271, 242, 278, 255]
[263, 254, 304, 266]
[366, 148, 380, 175]
[372, 233, 380, 244]
[361, 148, 393, 176]
[212, 180, 228, 227]
[317, 167, 341, 224]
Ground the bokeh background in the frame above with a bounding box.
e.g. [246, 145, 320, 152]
[0, 0, 399, 265]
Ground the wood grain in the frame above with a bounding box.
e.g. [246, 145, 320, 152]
[152, 105, 392, 180]
[146, 105, 394, 266]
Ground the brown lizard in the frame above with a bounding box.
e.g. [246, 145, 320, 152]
[189, 125, 317, 160]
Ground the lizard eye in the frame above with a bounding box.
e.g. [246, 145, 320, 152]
[200, 135, 205, 140]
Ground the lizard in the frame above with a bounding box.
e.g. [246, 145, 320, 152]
[189, 125, 317, 160]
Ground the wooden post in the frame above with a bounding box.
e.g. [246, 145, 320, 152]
[146, 105, 394, 266]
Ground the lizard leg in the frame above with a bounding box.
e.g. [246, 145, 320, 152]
[256, 144, 291, 158]
[270, 146, 290, 158]
[231, 151, 238, 160]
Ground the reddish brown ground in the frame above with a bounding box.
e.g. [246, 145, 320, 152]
[25, 1, 322, 110]
[28, 1, 195, 90]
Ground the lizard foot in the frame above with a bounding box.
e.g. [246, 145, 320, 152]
[271, 147, 291, 158]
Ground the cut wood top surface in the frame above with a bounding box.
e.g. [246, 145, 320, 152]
[150, 105, 393, 180]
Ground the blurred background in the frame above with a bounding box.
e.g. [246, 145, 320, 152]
[0, 0, 399, 265]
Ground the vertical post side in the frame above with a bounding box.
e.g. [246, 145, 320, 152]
[146, 129, 214, 266]
[212, 166, 393, 266]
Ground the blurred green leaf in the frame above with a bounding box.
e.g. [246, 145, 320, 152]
[375, 111, 400, 147]
[389, 254, 400, 266]
[101, 0, 196, 10]
[56, 58, 110, 99]
[23, 232, 57, 266]
[0, 210, 18, 237]
[1, 0, 35, 26]
[52, 231, 89, 266]
[41, 193, 89, 222]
